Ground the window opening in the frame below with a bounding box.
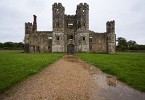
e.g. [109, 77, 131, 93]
[83, 36, 85, 41]
[89, 37, 92, 42]
[57, 36, 59, 40]
[57, 23, 59, 27]
[48, 46, 51, 49]
[70, 35, 73, 39]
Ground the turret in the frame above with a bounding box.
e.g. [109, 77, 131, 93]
[106, 20, 115, 33]
[76, 3, 89, 31]
[32, 15, 37, 32]
[106, 20, 116, 54]
[25, 22, 32, 34]
[52, 3, 65, 32]
[24, 22, 32, 53]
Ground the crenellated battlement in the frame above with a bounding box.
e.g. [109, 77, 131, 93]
[52, 3, 64, 10]
[106, 20, 115, 33]
[25, 22, 32, 34]
[77, 3, 89, 10]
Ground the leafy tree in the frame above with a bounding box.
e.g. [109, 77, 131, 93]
[0, 42, 3, 48]
[17, 42, 24, 48]
[0, 42, 24, 50]
[3, 42, 13, 48]
[138, 45, 145, 50]
[116, 37, 145, 52]
[117, 37, 128, 52]
[127, 40, 137, 52]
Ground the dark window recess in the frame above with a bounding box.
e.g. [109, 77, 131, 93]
[67, 23, 73, 29]
[83, 37, 85, 41]
[57, 23, 59, 27]
[69, 26, 73, 29]
[112, 28, 114, 31]
[57, 36, 59, 40]
[70, 35, 73, 39]
[78, 21, 81, 28]
[67, 23, 68, 28]
[84, 23, 85, 26]
[90, 45, 92, 50]
[90, 38, 92, 42]
[48, 46, 51, 49]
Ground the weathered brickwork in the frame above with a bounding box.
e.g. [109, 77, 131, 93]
[24, 3, 116, 53]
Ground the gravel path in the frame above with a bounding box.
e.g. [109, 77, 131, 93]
[1, 55, 145, 100]
[0, 55, 98, 100]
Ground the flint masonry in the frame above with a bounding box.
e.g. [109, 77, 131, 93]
[24, 3, 116, 53]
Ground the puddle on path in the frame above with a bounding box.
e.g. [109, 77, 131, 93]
[91, 68, 145, 100]
[67, 55, 145, 100]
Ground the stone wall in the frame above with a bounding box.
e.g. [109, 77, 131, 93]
[75, 32, 89, 52]
[52, 32, 65, 52]
[89, 31, 108, 53]
[26, 31, 52, 53]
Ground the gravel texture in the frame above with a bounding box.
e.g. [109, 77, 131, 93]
[0, 55, 98, 100]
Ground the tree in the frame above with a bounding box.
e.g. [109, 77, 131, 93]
[117, 37, 128, 52]
[127, 40, 137, 52]
[0, 42, 3, 48]
[17, 42, 24, 48]
[0, 42, 24, 50]
[138, 45, 145, 50]
[3, 42, 13, 49]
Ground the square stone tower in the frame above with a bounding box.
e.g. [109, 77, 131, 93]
[106, 21, 116, 54]
[52, 3, 65, 52]
[52, 3, 90, 53]
[75, 3, 89, 52]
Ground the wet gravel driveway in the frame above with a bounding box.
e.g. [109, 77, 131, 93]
[0, 55, 145, 100]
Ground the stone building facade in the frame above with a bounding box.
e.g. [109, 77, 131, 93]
[24, 3, 116, 53]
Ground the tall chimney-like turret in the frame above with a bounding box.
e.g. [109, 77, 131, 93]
[32, 15, 37, 32]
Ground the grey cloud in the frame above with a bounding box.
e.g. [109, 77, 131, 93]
[0, 0, 145, 44]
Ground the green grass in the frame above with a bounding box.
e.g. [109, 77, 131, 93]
[77, 53, 145, 92]
[0, 50, 64, 92]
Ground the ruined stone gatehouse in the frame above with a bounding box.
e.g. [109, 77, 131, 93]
[24, 3, 116, 53]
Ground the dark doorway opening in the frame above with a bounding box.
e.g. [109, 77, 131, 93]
[67, 44, 75, 53]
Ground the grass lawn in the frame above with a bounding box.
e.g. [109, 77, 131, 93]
[77, 53, 145, 92]
[0, 50, 64, 92]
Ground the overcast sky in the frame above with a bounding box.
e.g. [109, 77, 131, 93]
[0, 0, 145, 44]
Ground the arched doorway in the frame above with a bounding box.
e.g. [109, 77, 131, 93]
[67, 44, 75, 53]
